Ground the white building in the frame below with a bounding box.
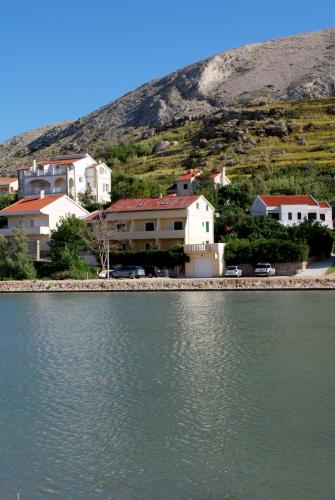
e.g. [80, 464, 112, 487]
[167, 165, 230, 196]
[0, 177, 18, 195]
[18, 154, 111, 204]
[86, 194, 215, 251]
[250, 195, 333, 229]
[210, 165, 230, 188]
[0, 193, 88, 259]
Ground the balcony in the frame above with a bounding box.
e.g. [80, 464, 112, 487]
[22, 167, 68, 177]
[184, 243, 222, 253]
[108, 229, 185, 240]
[0, 226, 50, 237]
[20, 187, 67, 198]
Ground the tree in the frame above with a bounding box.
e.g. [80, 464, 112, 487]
[289, 220, 335, 257]
[49, 215, 93, 272]
[0, 230, 36, 280]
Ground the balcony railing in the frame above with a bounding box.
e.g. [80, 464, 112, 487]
[184, 243, 222, 253]
[20, 187, 67, 197]
[22, 167, 68, 177]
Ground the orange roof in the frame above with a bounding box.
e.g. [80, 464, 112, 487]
[0, 177, 17, 185]
[106, 195, 200, 212]
[0, 196, 62, 214]
[177, 169, 202, 181]
[318, 200, 331, 208]
[259, 195, 319, 207]
[40, 159, 78, 165]
[210, 172, 220, 178]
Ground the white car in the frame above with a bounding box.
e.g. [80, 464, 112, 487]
[225, 265, 243, 277]
[255, 262, 276, 277]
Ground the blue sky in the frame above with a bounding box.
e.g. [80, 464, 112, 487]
[1, 0, 334, 141]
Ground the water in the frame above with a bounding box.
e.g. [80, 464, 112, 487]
[0, 291, 334, 499]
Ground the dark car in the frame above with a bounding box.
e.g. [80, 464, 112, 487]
[143, 265, 165, 277]
[111, 266, 145, 279]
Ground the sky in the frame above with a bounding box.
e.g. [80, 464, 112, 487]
[0, 0, 334, 141]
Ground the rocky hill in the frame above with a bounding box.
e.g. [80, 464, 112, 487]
[1, 28, 335, 168]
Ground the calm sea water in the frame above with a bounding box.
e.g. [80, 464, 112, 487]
[0, 291, 334, 499]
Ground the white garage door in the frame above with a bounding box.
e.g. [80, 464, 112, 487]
[193, 257, 213, 278]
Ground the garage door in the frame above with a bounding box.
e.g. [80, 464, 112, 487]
[193, 257, 213, 278]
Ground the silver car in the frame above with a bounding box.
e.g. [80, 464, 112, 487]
[255, 262, 276, 277]
[111, 266, 145, 279]
[225, 265, 243, 277]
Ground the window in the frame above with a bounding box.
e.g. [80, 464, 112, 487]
[145, 222, 155, 231]
[196, 202, 199, 209]
[116, 223, 126, 232]
[320, 214, 325, 221]
[145, 243, 152, 250]
[183, 184, 188, 190]
[79, 176, 84, 182]
[99, 167, 106, 175]
[103, 183, 109, 192]
[270, 213, 280, 220]
[202, 222, 204, 227]
[206, 221, 210, 233]
[206, 204, 209, 211]
[297, 212, 302, 220]
[288, 212, 292, 220]
[308, 213, 317, 221]
[174, 221, 183, 230]
[30, 219, 34, 228]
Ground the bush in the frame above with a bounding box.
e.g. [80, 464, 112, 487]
[225, 238, 309, 265]
[109, 247, 188, 268]
[289, 221, 335, 257]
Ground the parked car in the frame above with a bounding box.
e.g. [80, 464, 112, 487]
[143, 265, 166, 277]
[224, 265, 243, 277]
[98, 269, 115, 279]
[110, 266, 145, 279]
[255, 262, 276, 277]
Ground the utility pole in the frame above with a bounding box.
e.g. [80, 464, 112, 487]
[107, 239, 110, 279]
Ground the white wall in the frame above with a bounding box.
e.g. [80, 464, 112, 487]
[186, 197, 214, 244]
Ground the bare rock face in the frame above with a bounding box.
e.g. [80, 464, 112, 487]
[1, 28, 335, 164]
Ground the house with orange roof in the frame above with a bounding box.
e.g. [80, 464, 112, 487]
[250, 195, 333, 229]
[0, 177, 18, 195]
[167, 165, 230, 196]
[18, 153, 111, 204]
[0, 193, 88, 259]
[86, 194, 215, 252]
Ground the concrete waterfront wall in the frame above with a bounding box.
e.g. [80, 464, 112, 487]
[0, 276, 334, 293]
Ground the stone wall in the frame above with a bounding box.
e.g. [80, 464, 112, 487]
[239, 261, 306, 277]
[0, 276, 333, 293]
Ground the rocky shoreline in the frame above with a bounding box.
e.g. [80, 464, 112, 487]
[0, 276, 334, 293]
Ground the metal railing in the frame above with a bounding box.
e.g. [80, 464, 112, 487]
[20, 187, 67, 197]
[22, 167, 68, 177]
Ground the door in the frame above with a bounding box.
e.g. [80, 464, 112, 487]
[193, 257, 213, 278]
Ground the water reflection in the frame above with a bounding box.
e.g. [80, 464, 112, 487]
[0, 292, 334, 498]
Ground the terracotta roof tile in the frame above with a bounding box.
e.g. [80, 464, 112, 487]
[176, 170, 202, 181]
[106, 195, 200, 212]
[0, 177, 18, 184]
[259, 195, 319, 207]
[0, 196, 62, 214]
[318, 200, 331, 208]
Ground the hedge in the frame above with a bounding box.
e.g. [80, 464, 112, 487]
[109, 247, 188, 268]
[225, 238, 309, 265]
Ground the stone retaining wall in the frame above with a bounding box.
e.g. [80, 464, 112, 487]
[0, 276, 334, 293]
[239, 261, 306, 277]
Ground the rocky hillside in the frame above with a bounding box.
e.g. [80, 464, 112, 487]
[1, 28, 335, 168]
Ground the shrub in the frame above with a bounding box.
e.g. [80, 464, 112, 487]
[289, 221, 335, 257]
[109, 247, 188, 268]
[225, 238, 309, 265]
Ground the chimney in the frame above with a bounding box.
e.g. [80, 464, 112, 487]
[32, 159, 36, 171]
[220, 164, 226, 184]
[39, 189, 45, 199]
[159, 193, 163, 198]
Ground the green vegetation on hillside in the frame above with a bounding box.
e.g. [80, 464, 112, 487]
[97, 98, 335, 209]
